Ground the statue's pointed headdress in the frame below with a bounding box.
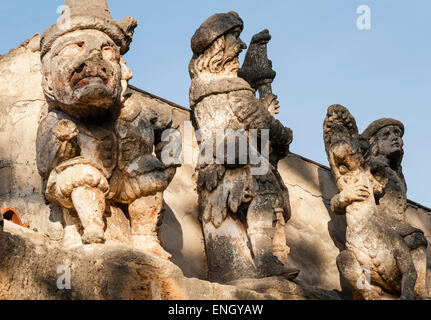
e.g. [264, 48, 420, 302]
[40, 0, 137, 58]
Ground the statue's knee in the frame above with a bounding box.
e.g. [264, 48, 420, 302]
[404, 232, 428, 250]
[337, 250, 358, 273]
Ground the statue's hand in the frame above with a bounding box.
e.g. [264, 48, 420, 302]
[52, 120, 80, 165]
[270, 122, 293, 160]
[53, 120, 79, 142]
[339, 184, 370, 207]
[262, 93, 280, 117]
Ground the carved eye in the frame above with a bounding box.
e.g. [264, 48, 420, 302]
[394, 129, 401, 137]
[58, 42, 85, 57]
[380, 129, 390, 139]
[102, 45, 117, 61]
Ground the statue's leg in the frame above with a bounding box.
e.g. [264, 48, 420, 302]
[337, 250, 383, 300]
[272, 208, 290, 267]
[247, 196, 299, 280]
[403, 232, 429, 299]
[71, 186, 106, 244]
[393, 245, 417, 300]
[62, 208, 83, 249]
[128, 193, 171, 260]
[202, 216, 258, 283]
[411, 247, 428, 299]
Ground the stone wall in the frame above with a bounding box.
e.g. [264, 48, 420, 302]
[1, 35, 430, 297]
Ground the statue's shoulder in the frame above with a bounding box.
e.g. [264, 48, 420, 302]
[190, 77, 254, 107]
[38, 109, 75, 131]
[121, 91, 173, 131]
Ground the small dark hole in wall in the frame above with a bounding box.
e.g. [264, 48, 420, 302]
[3, 210, 14, 221]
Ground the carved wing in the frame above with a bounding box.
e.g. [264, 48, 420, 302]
[323, 104, 360, 158]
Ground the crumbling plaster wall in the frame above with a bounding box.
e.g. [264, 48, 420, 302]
[1, 36, 430, 294]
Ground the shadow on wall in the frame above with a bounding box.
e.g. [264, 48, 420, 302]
[162, 202, 184, 272]
[317, 167, 346, 252]
[317, 167, 351, 299]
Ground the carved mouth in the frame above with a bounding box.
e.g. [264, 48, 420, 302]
[70, 64, 109, 89]
[76, 77, 105, 89]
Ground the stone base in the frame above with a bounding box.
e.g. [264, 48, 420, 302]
[0, 221, 340, 300]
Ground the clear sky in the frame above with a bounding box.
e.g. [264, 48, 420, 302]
[1, 0, 430, 207]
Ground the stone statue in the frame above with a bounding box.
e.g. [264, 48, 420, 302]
[36, 0, 178, 259]
[189, 12, 299, 283]
[362, 119, 428, 298]
[324, 104, 424, 300]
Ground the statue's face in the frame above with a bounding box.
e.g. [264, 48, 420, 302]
[223, 27, 247, 71]
[373, 125, 404, 159]
[44, 29, 122, 109]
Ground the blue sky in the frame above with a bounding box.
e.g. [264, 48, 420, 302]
[1, 0, 430, 207]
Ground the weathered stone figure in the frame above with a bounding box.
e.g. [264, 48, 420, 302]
[324, 104, 423, 300]
[362, 119, 428, 298]
[36, 0, 178, 258]
[189, 12, 298, 283]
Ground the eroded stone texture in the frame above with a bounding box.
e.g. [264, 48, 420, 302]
[0, 34, 64, 240]
[361, 119, 429, 298]
[36, 0, 179, 255]
[0, 221, 339, 300]
[323, 104, 426, 300]
[2, 8, 431, 300]
[189, 12, 298, 283]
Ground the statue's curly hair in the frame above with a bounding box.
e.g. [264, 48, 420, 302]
[189, 35, 239, 79]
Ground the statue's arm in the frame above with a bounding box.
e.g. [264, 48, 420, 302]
[228, 90, 293, 156]
[330, 193, 348, 216]
[36, 113, 79, 178]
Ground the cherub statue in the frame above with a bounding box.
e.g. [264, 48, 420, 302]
[324, 104, 422, 300]
[36, 0, 178, 259]
[189, 12, 299, 283]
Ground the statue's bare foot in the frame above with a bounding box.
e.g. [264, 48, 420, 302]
[62, 224, 83, 250]
[358, 285, 384, 300]
[82, 227, 105, 244]
[399, 292, 416, 300]
[132, 236, 172, 261]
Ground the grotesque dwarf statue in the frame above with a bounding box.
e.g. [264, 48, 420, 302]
[324, 105, 424, 300]
[189, 12, 299, 283]
[36, 0, 178, 259]
[361, 119, 429, 298]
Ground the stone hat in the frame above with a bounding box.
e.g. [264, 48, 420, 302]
[191, 11, 244, 56]
[40, 0, 138, 58]
[362, 118, 405, 139]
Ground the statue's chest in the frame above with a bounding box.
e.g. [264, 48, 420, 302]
[75, 118, 156, 175]
[76, 123, 118, 177]
[194, 94, 242, 132]
[377, 168, 407, 219]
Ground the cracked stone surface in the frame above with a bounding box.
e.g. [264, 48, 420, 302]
[0, 220, 339, 300]
[1, 34, 430, 299]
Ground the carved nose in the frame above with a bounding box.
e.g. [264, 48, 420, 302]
[87, 66, 98, 77]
